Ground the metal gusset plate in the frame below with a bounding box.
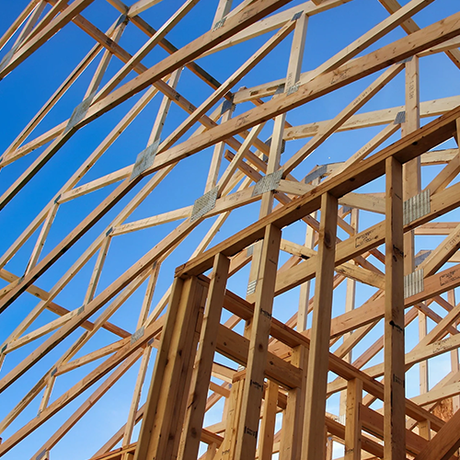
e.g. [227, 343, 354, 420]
[403, 189, 430, 226]
[252, 170, 283, 196]
[191, 186, 218, 222]
[404, 269, 424, 298]
[130, 139, 160, 180]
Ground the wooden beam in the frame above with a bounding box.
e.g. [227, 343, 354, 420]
[134, 276, 206, 460]
[283, 97, 460, 140]
[178, 254, 230, 460]
[344, 379, 362, 460]
[278, 345, 308, 460]
[282, 63, 405, 176]
[275, 179, 460, 299]
[3, 12, 460, 319]
[302, 192, 338, 460]
[128, 0, 163, 17]
[234, 224, 282, 460]
[177, 101, 460, 280]
[257, 380, 279, 460]
[384, 156, 405, 460]
[0, 0, 96, 78]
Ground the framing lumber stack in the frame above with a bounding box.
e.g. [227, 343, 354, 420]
[2, 0, 460, 459]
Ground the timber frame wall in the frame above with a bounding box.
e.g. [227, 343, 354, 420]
[2, 1, 460, 459]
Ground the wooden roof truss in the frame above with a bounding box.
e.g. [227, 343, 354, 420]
[1, 0, 460, 459]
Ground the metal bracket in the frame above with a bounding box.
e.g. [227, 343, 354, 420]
[130, 139, 160, 180]
[415, 250, 431, 268]
[247, 279, 257, 295]
[263, 139, 285, 161]
[51, 367, 58, 377]
[394, 110, 406, 124]
[252, 170, 283, 197]
[64, 92, 96, 134]
[263, 138, 272, 162]
[116, 14, 128, 27]
[304, 164, 329, 184]
[274, 83, 285, 95]
[77, 306, 85, 315]
[404, 269, 424, 298]
[221, 97, 235, 115]
[399, 56, 413, 64]
[213, 17, 226, 30]
[403, 189, 430, 226]
[292, 11, 303, 21]
[246, 244, 254, 257]
[286, 82, 299, 95]
[191, 187, 218, 222]
[131, 326, 145, 344]
[244, 426, 257, 438]
[36, 449, 48, 460]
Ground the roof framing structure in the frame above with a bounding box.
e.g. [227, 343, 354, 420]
[1, 0, 460, 459]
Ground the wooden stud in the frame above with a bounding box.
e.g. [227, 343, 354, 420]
[134, 276, 206, 460]
[257, 380, 279, 460]
[344, 378, 362, 460]
[279, 345, 308, 460]
[384, 156, 405, 460]
[302, 192, 338, 460]
[234, 224, 281, 460]
[178, 253, 230, 460]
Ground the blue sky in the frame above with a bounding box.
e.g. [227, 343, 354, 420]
[1, 0, 460, 458]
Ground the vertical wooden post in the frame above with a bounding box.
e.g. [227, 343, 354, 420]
[218, 379, 244, 460]
[302, 192, 338, 460]
[402, 56, 421, 214]
[234, 223, 282, 460]
[344, 378, 362, 460]
[134, 275, 206, 460]
[178, 253, 230, 460]
[448, 289, 460, 413]
[279, 345, 308, 460]
[339, 208, 358, 418]
[205, 442, 218, 460]
[403, 56, 427, 398]
[257, 379, 279, 460]
[384, 156, 405, 460]
[297, 176, 320, 333]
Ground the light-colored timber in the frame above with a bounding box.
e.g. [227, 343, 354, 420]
[1, 1, 460, 460]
